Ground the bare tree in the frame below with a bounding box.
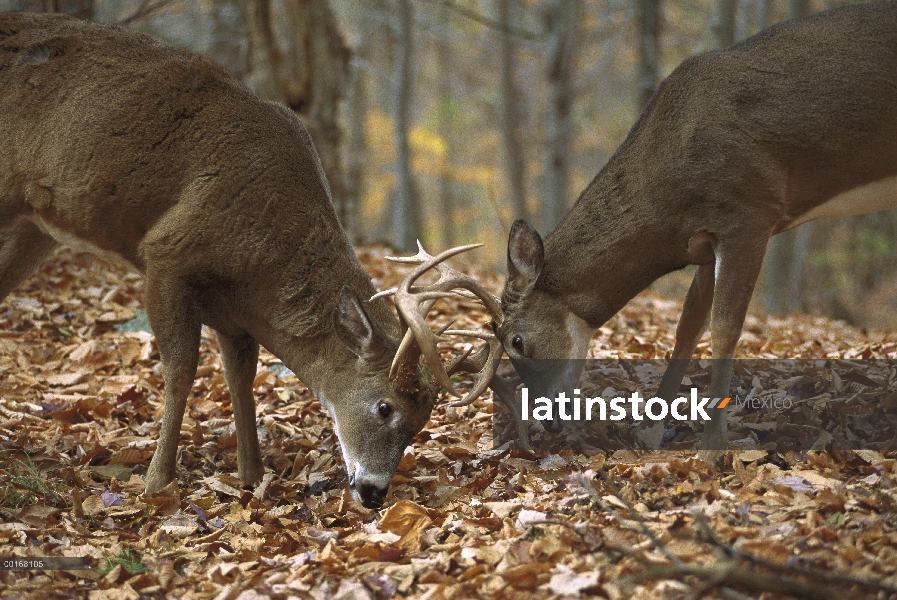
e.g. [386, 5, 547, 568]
[498, 0, 528, 222]
[541, 0, 580, 234]
[36, 0, 93, 17]
[761, 0, 815, 315]
[436, 2, 457, 249]
[344, 55, 366, 245]
[713, 0, 736, 48]
[245, 0, 353, 237]
[636, 0, 660, 113]
[208, 0, 248, 79]
[390, 0, 422, 250]
[788, 0, 810, 18]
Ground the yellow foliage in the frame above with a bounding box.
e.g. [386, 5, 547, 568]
[409, 126, 447, 158]
[363, 172, 396, 218]
[456, 165, 493, 186]
[365, 110, 394, 160]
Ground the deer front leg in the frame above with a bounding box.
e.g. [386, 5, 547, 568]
[700, 234, 769, 451]
[490, 373, 531, 450]
[216, 330, 264, 488]
[144, 272, 202, 493]
[0, 220, 57, 303]
[657, 261, 716, 401]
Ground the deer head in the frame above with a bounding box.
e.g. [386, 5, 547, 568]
[496, 220, 595, 433]
[337, 243, 505, 507]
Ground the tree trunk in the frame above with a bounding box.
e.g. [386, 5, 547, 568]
[788, 0, 810, 18]
[498, 0, 528, 223]
[209, 0, 248, 79]
[713, 0, 736, 48]
[40, 0, 93, 18]
[390, 0, 422, 251]
[344, 51, 365, 245]
[541, 0, 579, 235]
[245, 0, 353, 238]
[761, 0, 815, 315]
[437, 2, 456, 249]
[636, 0, 660, 113]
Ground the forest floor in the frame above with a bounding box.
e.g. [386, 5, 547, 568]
[1, 248, 896, 600]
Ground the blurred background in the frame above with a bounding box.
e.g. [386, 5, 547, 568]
[2, 0, 895, 331]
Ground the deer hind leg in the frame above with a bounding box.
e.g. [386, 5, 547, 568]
[216, 330, 264, 488]
[700, 232, 770, 452]
[657, 261, 716, 401]
[0, 219, 57, 303]
[143, 268, 202, 493]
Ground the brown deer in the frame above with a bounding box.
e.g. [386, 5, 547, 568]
[0, 13, 503, 508]
[498, 1, 897, 450]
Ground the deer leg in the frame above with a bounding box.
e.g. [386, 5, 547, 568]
[143, 271, 202, 493]
[657, 262, 716, 400]
[0, 220, 57, 303]
[490, 373, 531, 450]
[700, 235, 769, 451]
[216, 330, 264, 488]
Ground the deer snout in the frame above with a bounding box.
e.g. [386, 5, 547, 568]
[356, 481, 388, 508]
[348, 469, 390, 508]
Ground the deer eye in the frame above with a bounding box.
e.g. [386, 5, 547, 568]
[511, 335, 524, 352]
[378, 402, 393, 418]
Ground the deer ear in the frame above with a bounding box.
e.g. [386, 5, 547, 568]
[333, 286, 386, 361]
[507, 219, 544, 289]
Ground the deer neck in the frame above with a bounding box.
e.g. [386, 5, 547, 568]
[238, 235, 400, 396]
[541, 159, 690, 327]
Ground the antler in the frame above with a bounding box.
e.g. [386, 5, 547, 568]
[374, 241, 504, 406]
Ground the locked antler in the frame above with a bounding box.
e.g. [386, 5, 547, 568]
[371, 241, 504, 406]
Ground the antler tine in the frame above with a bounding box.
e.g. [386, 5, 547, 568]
[384, 239, 437, 264]
[443, 345, 475, 375]
[390, 243, 484, 395]
[388, 241, 506, 401]
[384, 241, 502, 316]
[370, 287, 398, 302]
[446, 343, 487, 376]
[442, 330, 503, 407]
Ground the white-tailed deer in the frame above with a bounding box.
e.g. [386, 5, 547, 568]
[498, 2, 897, 450]
[0, 13, 503, 508]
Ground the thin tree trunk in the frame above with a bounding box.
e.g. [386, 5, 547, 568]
[345, 56, 366, 245]
[636, 0, 660, 113]
[788, 0, 810, 18]
[759, 0, 772, 29]
[713, 0, 736, 48]
[209, 0, 247, 78]
[390, 0, 422, 251]
[245, 0, 352, 236]
[246, 0, 286, 101]
[304, 0, 353, 236]
[498, 0, 528, 223]
[762, 0, 814, 314]
[40, 0, 93, 17]
[437, 3, 456, 249]
[541, 0, 579, 235]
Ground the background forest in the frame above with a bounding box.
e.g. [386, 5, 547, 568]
[2, 0, 894, 330]
[3, 4, 897, 598]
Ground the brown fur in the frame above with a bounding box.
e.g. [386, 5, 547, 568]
[500, 2, 897, 447]
[0, 13, 432, 507]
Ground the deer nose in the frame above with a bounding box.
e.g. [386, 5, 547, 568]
[357, 482, 388, 508]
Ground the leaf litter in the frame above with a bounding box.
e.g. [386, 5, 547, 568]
[0, 247, 895, 599]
